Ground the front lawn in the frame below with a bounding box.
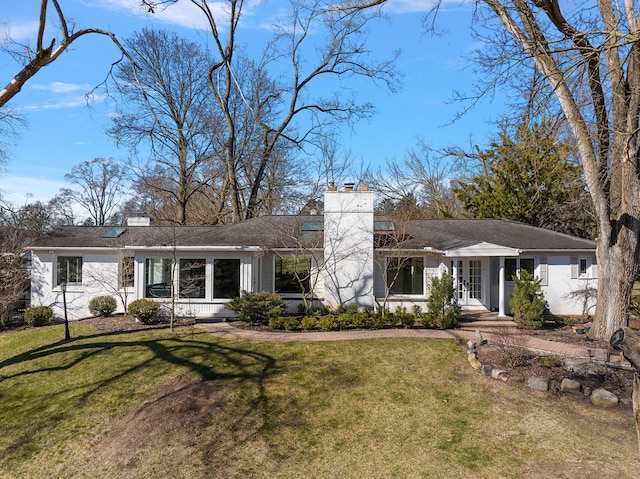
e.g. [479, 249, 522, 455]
[0, 321, 638, 478]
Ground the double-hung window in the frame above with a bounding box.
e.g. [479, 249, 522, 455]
[57, 256, 82, 287]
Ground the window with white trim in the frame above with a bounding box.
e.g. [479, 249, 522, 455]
[387, 257, 424, 295]
[179, 259, 206, 299]
[145, 258, 172, 298]
[214, 259, 240, 299]
[120, 256, 135, 289]
[275, 255, 311, 294]
[56, 256, 83, 287]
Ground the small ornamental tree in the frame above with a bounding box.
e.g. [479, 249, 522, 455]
[425, 273, 460, 329]
[510, 270, 547, 330]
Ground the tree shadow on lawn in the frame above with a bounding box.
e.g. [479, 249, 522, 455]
[0, 326, 277, 467]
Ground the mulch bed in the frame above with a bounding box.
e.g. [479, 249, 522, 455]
[83, 315, 196, 332]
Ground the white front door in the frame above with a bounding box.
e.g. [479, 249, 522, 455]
[454, 259, 484, 306]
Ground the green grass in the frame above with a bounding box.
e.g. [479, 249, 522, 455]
[0, 322, 639, 478]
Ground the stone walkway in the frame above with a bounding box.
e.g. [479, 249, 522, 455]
[196, 321, 611, 362]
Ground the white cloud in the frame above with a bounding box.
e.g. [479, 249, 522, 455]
[31, 82, 91, 94]
[21, 82, 104, 111]
[91, 0, 229, 30]
[1, 20, 39, 43]
[1, 175, 66, 204]
[382, 0, 469, 14]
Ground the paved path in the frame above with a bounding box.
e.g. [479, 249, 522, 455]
[196, 321, 602, 361]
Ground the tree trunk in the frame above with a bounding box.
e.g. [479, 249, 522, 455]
[610, 327, 640, 454]
[634, 374, 640, 456]
[592, 238, 636, 340]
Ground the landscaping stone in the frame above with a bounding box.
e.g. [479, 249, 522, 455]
[510, 373, 526, 383]
[590, 388, 619, 408]
[491, 369, 508, 381]
[560, 378, 582, 393]
[528, 377, 550, 391]
[467, 353, 482, 370]
[481, 364, 493, 376]
[591, 348, 610, 362]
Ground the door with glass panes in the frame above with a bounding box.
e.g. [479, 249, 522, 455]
[453, 259, 484, 306]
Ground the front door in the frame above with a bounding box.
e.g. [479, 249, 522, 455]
[455, 259, 484, 306]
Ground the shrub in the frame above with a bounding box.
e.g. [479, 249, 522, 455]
[24, 306, 53, 327]
[269, 316, 284, 329]
[128, 299, 160, 324]
[336, 313, 352, 330]
[370, 313, 387, 329]
[350, 312, 370, 329]
[269, 316, 299, 331]
[425, 273, 460, 329]
[300, 316, 318, 330]
[226, 291, 286, 325]
[394, 306, 415, 329]
[88, 296, 117, 317]
[510, 270, 547, 330]
[319, 314, 336, 331]
[537, 355, 562, 368]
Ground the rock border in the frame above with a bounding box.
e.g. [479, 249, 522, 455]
[466, 330, 624, 409]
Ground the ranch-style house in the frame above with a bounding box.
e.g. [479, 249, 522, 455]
[28, 186, 598, 321]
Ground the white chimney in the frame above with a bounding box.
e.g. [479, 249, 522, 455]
[127, 217, 155, 227]
[323, 186, 374, 309]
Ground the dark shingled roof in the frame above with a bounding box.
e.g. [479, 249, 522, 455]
[399, 219, 595, 251]
[28, 216, 594, 252]
[28, 216, 325, 250]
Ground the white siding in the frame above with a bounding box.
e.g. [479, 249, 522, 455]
[540, 254, 597, 316]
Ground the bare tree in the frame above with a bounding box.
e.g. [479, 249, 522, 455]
[144, 0, 399, 222]
[0, 0, 129, 108]
[109, 28, 217, 226]
[0, 200, 53, 327]
[366, 141, 465, 219]
[61, 158, 129, 226]
[427, 1, 640, 341]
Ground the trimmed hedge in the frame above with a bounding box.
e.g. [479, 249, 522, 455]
[89, 296, 117, 317]
[128, 299, 160, 324]
[24, 306, 53, 327]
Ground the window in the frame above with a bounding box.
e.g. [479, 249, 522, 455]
[387, 257, 424, 294]
[505, 258, 517, 281]
[275, 256, 311, 294]
[145, 258, 172, 298]
[57, 256, 82, 286]
[214, 259, 240, 299]
[579, 258, 588, 276]
[179, 259, 206, 299]
[519, 258, 535, 276]
[120, 256, 135, 288]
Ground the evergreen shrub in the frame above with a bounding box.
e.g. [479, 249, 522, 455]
[128, 299, 160, 324]
[226, 291, 286, 325]
[510, 270, 547, 330]
[88, 296, 117, 317]
[425, 273, 460, 329]
[24, 306, 53, 327]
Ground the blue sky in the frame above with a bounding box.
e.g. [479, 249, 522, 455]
[0, 0, 507, 206]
